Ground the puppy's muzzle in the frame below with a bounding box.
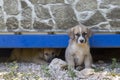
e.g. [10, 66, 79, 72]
[77, 36, 86, 44]
[44, 52, 55, 63]
[79, 39, 84, 43]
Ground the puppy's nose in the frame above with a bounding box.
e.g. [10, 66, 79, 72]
[47, 58, 52, 63]
[80, 40, 84, 43]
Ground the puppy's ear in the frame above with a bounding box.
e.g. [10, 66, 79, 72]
[67, 27, 74, 39]
[87, 28, 93, 37]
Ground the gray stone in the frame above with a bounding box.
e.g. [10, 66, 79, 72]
[22, 7, 32, 20]
[107, 8, 120, 19]
[21, 5, 32, 29]
[81, 11, 106, 26]
[99, 23, 111, 30]
[109, 20, 120, 28]
[29, 0, 64, 4]
[21, 1, 28, 9]
[6, 17, 19, 31]
[90, 26, 101, 30]
[0, 7, 3, 17]
[50, 4, 78, 29]
[21, 20, 32, 29]
[29, 0, 38, 4]
[99, 4, 110, 9]
[48, 58, 67, 70]
[35, 5, 51, 19]
[79, 12, 95, 21]
[33, 20, 53, 31]
[48, 19, 54, 26]
[100, 0, 120, 8]
[0, 17, 5, 31]
[76, 0, 97, 11]
[75, 68, 95, 78]
[65, 0, 75, 4]
[4, 0, 19, 15]
[79, 12, 90, 20]
[0, 7, 5, 30]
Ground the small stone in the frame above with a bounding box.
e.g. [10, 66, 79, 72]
[0, 18, 5, 31]
[35, 4, 51, 19]
[21, 1, 28, 9]
[48, 58, 67, 70]
[29, 0, 64, 4]
[109, 20, 120, 28]
[33, 20, 53, 31]
[0, 7, 3, 17]
[74, 68, 95, 79]
[79, 12, 94, 21]
[21, 6, 32, 29]
[50, 4, 78, 29]
[80, 68, 95, 76]
[21, 20, 32, 29]
[99, 22, 111, 30]
[0, 7, 5, 30]
[90, 26, 101, 30]
[4, 0, 19, 15]
[107, 7, 120, 19]
[22, 7, 32, 20]
[100, 0, 120, 8]
[6, 17, 19, 31]
[48, 19, 54, 26]
[76, 0, 97, 11]
[29, 0, 38, 4]
[113, 68, 120, 74]
[81, 10, 106, 26]
[66, 0, 75, 4]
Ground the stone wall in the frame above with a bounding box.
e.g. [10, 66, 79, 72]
[0, 0, 120, 32]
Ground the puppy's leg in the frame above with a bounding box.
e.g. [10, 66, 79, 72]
[7, 49, 21, 62]
[33, 58, 48, 65]
[65, 54, 75, 69]
[76, 66, 83, 71]
[84, 53, 92, 68]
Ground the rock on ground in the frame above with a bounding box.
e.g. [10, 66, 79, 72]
[0, 58, 120, 80]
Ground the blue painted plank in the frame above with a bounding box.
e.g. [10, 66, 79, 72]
[90, 34, 120, 48]
[0, 34, 119, 48]
[0, 34, 69, 48]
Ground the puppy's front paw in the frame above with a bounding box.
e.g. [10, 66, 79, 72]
[76, 66, 84, 71]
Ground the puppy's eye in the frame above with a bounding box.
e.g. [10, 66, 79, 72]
[75, 33, 80, 36]
[82, 32, 87, 36]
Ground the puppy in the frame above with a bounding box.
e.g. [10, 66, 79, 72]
[8, 48, 61, 64]
[65, 24, 92, 70]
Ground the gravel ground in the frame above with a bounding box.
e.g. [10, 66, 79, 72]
[0, 59, 120, 80]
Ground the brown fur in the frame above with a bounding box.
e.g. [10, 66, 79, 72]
[65, 24, 92, 69]
[8, 48, 61, 64]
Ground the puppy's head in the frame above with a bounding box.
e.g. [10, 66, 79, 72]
[43, 48, 61, 62]
[68, 24, 92, 44]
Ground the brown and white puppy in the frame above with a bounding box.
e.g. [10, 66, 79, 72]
[65, 24, 92, 70]
[8, 48, 61, 64]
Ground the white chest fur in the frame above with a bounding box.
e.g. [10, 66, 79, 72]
[69, 41, 89, 55]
